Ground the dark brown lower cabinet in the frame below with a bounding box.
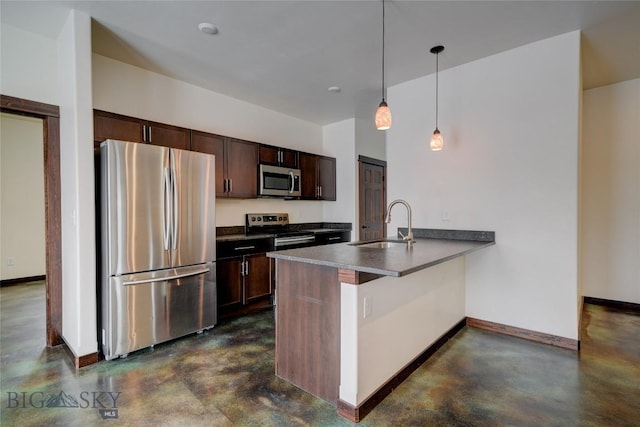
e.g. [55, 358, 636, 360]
[217, 253, 272, 318]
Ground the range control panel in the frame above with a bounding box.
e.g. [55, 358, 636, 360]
[246, 213, 289, 227]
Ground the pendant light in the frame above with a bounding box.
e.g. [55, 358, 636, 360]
[375, 0, 392, 130]
[430, 45, 444, 150]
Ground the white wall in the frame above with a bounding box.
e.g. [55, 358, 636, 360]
[57, 10, 97, 356]
[355, 117, 386, 161]
[322, 118, 357, 240]
[340, 257, 465, 406]
[387, 31, 582, 340]
[0, 23, 59, 104]
[0, 113, 46, 280]
[92, 54, 329, 227]
[581, 79, 640, 304]
[1, 14, 98, 357]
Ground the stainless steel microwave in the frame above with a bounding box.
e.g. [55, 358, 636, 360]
[259, 164, 301, 197]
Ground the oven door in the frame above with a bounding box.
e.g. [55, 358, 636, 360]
[274, 234, 316, 249]
[259, 164, 301, 197]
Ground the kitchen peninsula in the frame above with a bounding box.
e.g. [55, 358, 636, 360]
[268, 229, 495, 422]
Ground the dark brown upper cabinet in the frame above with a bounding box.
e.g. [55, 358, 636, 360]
[191, 131, 258, 198]
[94, 110, 336, 201]
[93, 110, 190, 150]
[299, 152, 336, 201]
[259, 144, 298, 168]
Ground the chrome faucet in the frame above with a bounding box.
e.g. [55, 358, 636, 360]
[385, 199, 414, 247]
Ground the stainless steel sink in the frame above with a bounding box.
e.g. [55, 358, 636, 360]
[350, 240, 409, 249]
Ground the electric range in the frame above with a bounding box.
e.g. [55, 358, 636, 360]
[245, 213, 316, 249]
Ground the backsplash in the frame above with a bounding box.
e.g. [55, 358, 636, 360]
[215, 198, 325, 227]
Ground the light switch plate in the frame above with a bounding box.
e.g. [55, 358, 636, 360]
[364, 296, 372, 318]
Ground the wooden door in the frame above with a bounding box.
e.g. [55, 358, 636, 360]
[259, 145, 280, 165]
[259, 145, 298, 168]
[226, 138, 258, 198]
[94, 110, 143, 143]
[191, 131, 226, 197]
[146, 121, 190, 150]
[244, 253, 272, 303]
[358, 157, 386, 241]
[216, 257, 243, 309]
[280, 148, 298, 168]
[317, 156, 336, 201]
[298, 152, 318, 199]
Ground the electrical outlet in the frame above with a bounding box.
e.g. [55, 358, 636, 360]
[442, 210, 450, 222]
[363, 296, 372, 319]
[7, 257, 15, 266]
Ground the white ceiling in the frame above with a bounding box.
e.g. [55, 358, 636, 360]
[2, 1, 639, 125]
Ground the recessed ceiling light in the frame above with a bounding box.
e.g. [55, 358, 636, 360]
[328, 86, 341, 93]
[198, 22, 218, 35]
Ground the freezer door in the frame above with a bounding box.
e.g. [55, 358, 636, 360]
[102, 263, 217, 360]
[171, 148, 216, 266]
[102, 140, 171, 275]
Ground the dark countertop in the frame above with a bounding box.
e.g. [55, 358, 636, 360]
[216, 223, 351, 242]
[267, 230, 495, 277]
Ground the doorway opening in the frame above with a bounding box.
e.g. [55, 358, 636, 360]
[0, 112, 46, 284]
[0, 95, 63, 347]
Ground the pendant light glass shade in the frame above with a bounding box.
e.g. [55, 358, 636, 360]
[375, 101, 392, 130]
[375, 0, 392, 130]
[430, 129, 443, 151]
[430, 45, 444, 150]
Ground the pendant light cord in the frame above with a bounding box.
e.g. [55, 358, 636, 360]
[435, 50, 438, 129]
[381, 0, 386, 101]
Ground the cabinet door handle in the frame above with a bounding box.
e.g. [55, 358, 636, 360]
[229, 179, 233, 193]
[328, 236, 341, 241]
[319, 186, 322, 198]
[142, 125, 147, 142]
[240, 260, 249, 276]
[234, 245, 256, 251]
[148, 126, 152, 143]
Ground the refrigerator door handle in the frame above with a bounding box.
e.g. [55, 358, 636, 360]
[121, 266, 211, 286]
[163, 168, 171, 251]
[171, 153, 178, 251]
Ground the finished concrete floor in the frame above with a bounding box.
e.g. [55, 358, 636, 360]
[1, 281, 638, 426]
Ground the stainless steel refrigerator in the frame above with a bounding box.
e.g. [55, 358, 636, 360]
[100, 139, 216, 360]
